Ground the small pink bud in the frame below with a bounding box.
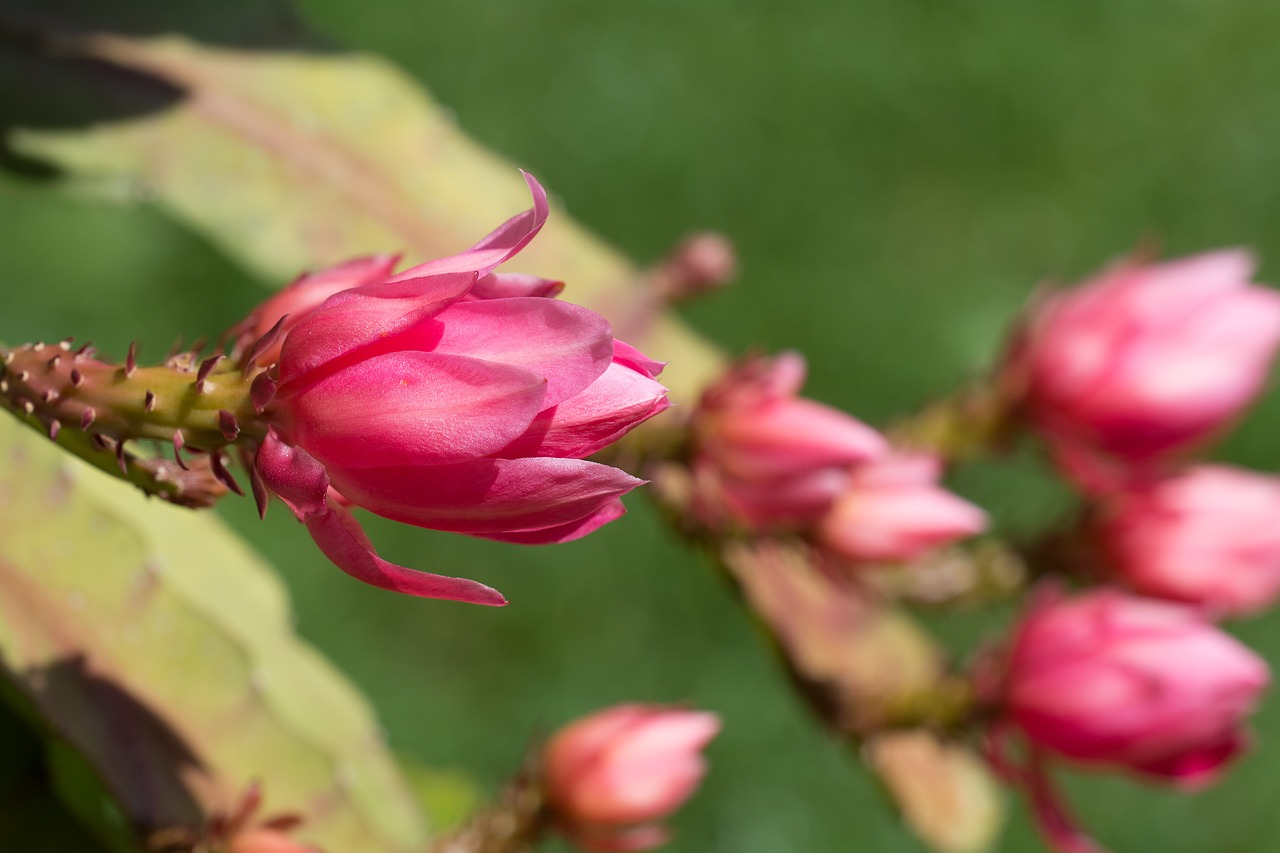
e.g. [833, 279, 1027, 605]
[544, 704, 720, 851]
[1009, 250, 1280, 474]
[693, 352, 887, 528]
[993, 589, 1268, 788]
[1098, 465, 1280, 616]
[816, 453, 986, 563]
[245, 174, 670, 605]
[651, 231, 738, 302]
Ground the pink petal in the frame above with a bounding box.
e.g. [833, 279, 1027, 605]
[713, 399, 888, 479]
[387, 171, 549, 280]
[429, 298, 614, 408]
[275, 351, 548, 468]
[612, 339, 667, 379]
[276, 271, 476, 388]
[498, 361, 670, 459]
[325, 456, 644, 535]
[303, 500, 507, 605]
[479, 498, 627, 544]
[254, 432, 506, 605]
[254, 429, 330, 518]
[470, 272, 565, 299]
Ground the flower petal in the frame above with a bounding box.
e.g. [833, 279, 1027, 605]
[276, 351, 548, 468]
[254, 428, 330, 519]
[430, 298, 614, 407]
[277, 271, 477, 388]
[303, 500, 507, 605]
[470, 272, 565, 300]
[612, 339, 667, 379]
[498, 361, 670, 459]
[479, 498, 627, 544]
[388, 171, 549, 280]
[325, 456, 643, 535]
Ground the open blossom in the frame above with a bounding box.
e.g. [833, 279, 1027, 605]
[544, 704, 720, 851]
[692, 352, 887, 528]
[991, 589, 1268, 788]
[1098, 465, 1280, 616]
[816, 453, 986, 563]
[1007, 250, 1280, 477]
[247, 173, 669, 605]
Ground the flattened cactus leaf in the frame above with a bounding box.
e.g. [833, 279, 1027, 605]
[5, 27, 722, 404]
[865, 731, 1004, 853]
[0, 414, 426, 851]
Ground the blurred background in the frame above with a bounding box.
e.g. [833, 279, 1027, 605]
[4, 1, 1280, 850]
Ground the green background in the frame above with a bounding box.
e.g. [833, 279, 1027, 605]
[4, 1, 1280, 850]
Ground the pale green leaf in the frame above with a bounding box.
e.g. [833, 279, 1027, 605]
[0, 414, 426, 851]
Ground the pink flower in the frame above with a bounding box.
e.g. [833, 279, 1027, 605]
[994, 589, 1268, 788]
[544, 704, 720, 851]
[692, 352, 887, 528]
[1098, 465, 1280, 616]
[248, 173, 669, 605]
[816, 453, 986, 563]
[1010, 250, 1280, 474]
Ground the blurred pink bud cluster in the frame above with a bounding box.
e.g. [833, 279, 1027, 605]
[239, 173, 669, 605]
[543, 704, 720, 851]
[1008, 250, 1280, 617]
[992, 589, 1267, 787]
[1096, 465, 1280, 616]
[692, 352, 985, 564]
[1008, 249, 1280, 486]
[986, 589, 1269, 853]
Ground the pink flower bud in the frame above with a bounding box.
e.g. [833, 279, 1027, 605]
[544, 705, 719, 851]
[693, 352, 887, 528]
[1011, 250, 1280, 471]
[816, 453, 986, 563]
[994, 589, 1268, 788]
[1098, 465, 1280, 616]
[247, 173, 669, 605]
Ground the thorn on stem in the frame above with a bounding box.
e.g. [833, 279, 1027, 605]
[173, 430, 189, 470]
[81, 408, 96, 429]
[209, 452, 244, 496]
[144, 390, 157, 413]
[48, 420, 61, 441]
[41, 389, 58, 404]
[70, 369, 83, 388]
[218, 410, 240, 442]
[241, 315, 288, 375]
[125, 342, 138, 377]
[196, 355, 225, 386]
